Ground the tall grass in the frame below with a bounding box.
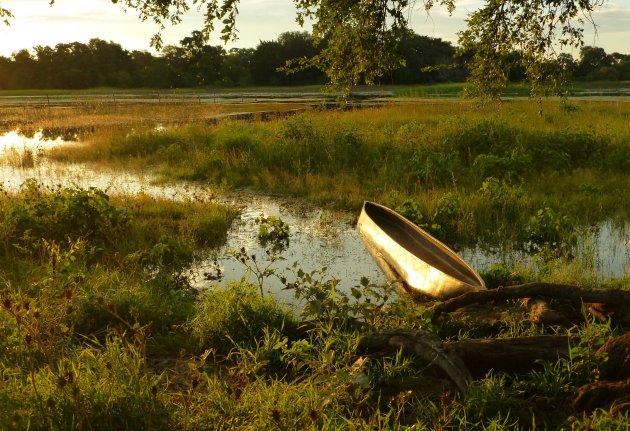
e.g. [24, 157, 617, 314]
[49, 100, 630, 249]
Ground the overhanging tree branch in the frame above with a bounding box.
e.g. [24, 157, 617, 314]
[0, 0, 609, 96]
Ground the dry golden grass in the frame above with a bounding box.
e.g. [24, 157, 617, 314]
[0, 101, 308, 133]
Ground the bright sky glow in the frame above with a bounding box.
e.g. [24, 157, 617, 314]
[0, 0, 628, 57]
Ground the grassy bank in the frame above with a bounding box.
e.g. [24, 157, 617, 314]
[1, 183, 628, 429]
[393, 81, 630, 97]
[50, 100, 630, 249]
[3, 99, 630, 428]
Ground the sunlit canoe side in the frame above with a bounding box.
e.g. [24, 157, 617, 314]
[357, 201, 486, 300]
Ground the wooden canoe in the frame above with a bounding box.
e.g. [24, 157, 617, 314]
[357, 201, 486, 300]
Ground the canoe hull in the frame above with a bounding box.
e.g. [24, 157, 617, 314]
[357, 202, 486, 300]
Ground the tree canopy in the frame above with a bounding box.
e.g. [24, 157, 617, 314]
[1, 0, 609, 96]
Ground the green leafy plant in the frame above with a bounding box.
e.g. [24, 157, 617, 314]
[256, 215, 290, 250]
[521, 207, 577, 253]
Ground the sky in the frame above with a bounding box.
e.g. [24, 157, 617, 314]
[0, 0, 629, 57]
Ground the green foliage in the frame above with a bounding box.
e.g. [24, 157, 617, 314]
[481, 263, 526, 289]
[568, 410, 630, 430]
[256, 215, 290, 248]
[605, 142, 630, 172]
[522, 207, 577, 253]
[0, 337, 169, 430]
[478, 177, 524, 222]
[473, 152, 532, 182]
[410, 150, 459, 186]
[394, 200, 440, 238]
[1, 180, 130, 258]
[187, 282, 297, 355]
[283, 265, 394, 329]
[459, 0, 606, 98]
[394, 195, 466, 245]
[1, 193, 628, 430]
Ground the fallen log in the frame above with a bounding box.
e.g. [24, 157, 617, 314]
[571, 334, 630, 411]
[432, 283, 630, 319]
[522, 298, 570, 326]
[573, 378, 630, 412]
[357, 330, 472, 396]
[444, 335, 572, 378]
[358, 330, 573, 386]
[359, 330, 630, 410]
[596, 332, 630, 381]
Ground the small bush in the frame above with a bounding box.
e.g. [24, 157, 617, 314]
[410, 150, 459, 186]
[473, 152, 532, 181]
[478, 177, 524, 222]
[481, 263, 526, 289]
[1, 180, 130, 258]
[257, 215, 290, 245]
[0, 338, 169, 431]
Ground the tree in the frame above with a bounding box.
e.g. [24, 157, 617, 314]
[9, 49, 37, 88]
[129, 50, 171, 88]
[2, 0, 611, 96]
[459, 0, 607, 97]
[221, 48, 254, 86]
[251, 32, 325, 86]
[575, 46, 614, 79]
[387, 32, 461, 84]
[179, 31, 225, 86]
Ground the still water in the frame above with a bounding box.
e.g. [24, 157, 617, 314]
[1, 129, 628, 299]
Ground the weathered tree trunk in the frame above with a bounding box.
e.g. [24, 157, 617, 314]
[597, 332, 630, 381]
[444, 335, 572, 378]
[359, 330, 630, 409]
[573, 378, 630, 412]
[572, 333, 630, 411]
[357, 330, 473, 395]
[358, 330, 573, 382]
[522, 297, 570, 326]
[432, 283, 630, 319]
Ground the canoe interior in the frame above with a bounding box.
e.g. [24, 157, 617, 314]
[364, 202, 482, 288]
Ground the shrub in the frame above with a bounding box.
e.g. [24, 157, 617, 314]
[473, 152, 532, 182]
[410, 150, 459, 186]
[521, 207, 576, 252]
[1, 180, 130, 258]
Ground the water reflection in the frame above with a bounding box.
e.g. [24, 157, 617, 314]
[0, 143, 388, 299]
[187, 194, 388, 301]
[460, 221, 630, 280]
[0, 129, 628, 300]
[0, 127, 95, 147]
[0, 130, 68, 159]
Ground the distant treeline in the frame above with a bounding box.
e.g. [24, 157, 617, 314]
[0, 31, 464, 90]
[0, 30, 628, 90]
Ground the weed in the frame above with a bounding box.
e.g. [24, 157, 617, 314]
[256, 215, 290, 250]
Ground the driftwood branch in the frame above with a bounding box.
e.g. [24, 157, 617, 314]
[432, 283, 630, 318]
[522, 298, 571, 326]
[444, 335, 572, 378]
[358, 330, 573, 388]
[357, 330, 473, 396]
[359, 331, 630, 409]
[573, 378, 630, 412]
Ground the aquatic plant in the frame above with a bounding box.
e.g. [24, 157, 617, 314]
[256, 215, 290, 249]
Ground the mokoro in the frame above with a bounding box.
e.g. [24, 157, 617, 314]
[357, 201, 486, 300]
